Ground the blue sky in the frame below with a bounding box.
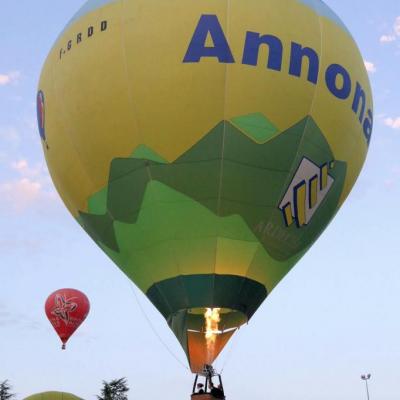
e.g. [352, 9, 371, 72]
[0, 1, 399, 399]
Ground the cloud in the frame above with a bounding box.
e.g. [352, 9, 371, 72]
[0, 159, 56, 212]
[380, 16, 400, 43]
[0, 71, 21, 86]
[0, 178, 43, 210]
[395, 16, 400, 36]
[364, 61, 376, 73]
[11, 159, 46, 179]
[380, 35, 396, 43]
[384, 117, 400, 129]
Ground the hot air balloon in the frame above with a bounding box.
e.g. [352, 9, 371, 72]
[24, 393, 83, 400]
[45, 289, 90, 349]
[37, 0, 372, 393]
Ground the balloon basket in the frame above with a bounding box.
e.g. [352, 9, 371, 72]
[191, 365, 225, 400]
[191, 395, 224, 400]
[62, 344, 66, 350]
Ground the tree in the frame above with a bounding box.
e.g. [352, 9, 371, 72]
[97, 378, 129, 400]
[0, 381, 15, 400]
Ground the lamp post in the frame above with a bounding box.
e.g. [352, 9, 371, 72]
[361, 374, 371, 400]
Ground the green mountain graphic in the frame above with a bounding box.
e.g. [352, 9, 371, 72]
[79, 114, 346, 262]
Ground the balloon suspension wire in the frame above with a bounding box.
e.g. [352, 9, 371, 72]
[217, 326, 241, 374]
[129, 283, 189, 371]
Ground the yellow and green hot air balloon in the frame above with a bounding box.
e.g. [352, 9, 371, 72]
[37, 0, 373, 373]
[24, 392, 83, 400]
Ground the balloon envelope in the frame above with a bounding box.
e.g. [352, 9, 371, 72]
[38, 0, 372, 371]
[24, 393, 83, 400]
[45, 289, 90, 348]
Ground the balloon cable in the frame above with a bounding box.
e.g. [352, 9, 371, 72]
[219, 327, 241, 374]
[129, 283, 189, 371]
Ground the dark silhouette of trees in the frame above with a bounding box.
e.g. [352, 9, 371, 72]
[0, 381, 15, 400]
[97, 378, 129, 400]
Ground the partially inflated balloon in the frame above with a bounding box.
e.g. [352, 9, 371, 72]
[38, 0, 372, 371]
[24, 393, 83, 400]
[45, 289, 90, 349]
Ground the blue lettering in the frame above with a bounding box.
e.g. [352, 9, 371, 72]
[352, 82, 366, 123]
[183, 15, 234, 63]
[363, 109, 373, 144]
[325, 64, 352, 99]
[183, 16, 373, 145]
[242, 32, 283, 71]
[289, 42, 319, 84]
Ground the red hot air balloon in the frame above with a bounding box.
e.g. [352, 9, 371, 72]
[45, 289, 90, 349]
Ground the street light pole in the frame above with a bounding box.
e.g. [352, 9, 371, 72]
[361, 374, 371, 400]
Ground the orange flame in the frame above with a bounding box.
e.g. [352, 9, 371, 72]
[204, 308, 221, 361]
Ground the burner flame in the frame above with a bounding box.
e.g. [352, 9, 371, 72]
[204, 308, 221, 361]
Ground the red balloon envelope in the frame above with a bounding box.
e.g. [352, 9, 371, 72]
[45, 288, 90, 349]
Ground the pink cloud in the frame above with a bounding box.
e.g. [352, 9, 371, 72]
[0, 159, 56, 212]
[384, 117, 400, 129]
[0, 178, 43, 211]
[364, 61, 376, 73]
[0, 71, 20, 86]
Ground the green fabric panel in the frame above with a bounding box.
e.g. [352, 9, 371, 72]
[214, 213, 258, 242]
[176, 121, 224, 162]
[167, 309, 189, 357]
[87, 180, 275, 292]
[131, 144, 167, 163]
[301, 117, 336, 155]
[79, 212, 118, 250]
[147, 274, 267, 320]
[150, 160, 220, 208]
[220, 159, 286, 205]
[230, 112, 279, 143]
[125, 241, 180, 291]
[215, 237, 259, 276]
[223, 118, 305, 170]
[245, 234, 307, 291]
[175, 237, 218, 276]
[107, 161, 151, 221]
[87, 187, 108, 215]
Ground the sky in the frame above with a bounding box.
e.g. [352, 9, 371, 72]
[0, 1, 399, 399]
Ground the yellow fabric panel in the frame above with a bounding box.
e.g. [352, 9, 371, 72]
[309, 175, 318, 208]
[295, 182, 307, 227]
[224, 0, 320, 130]
[121, 0, 228, 161]
[320, 165, 328, 190]
[41, 2, 138, 214]
[283, 204, 294, 226]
